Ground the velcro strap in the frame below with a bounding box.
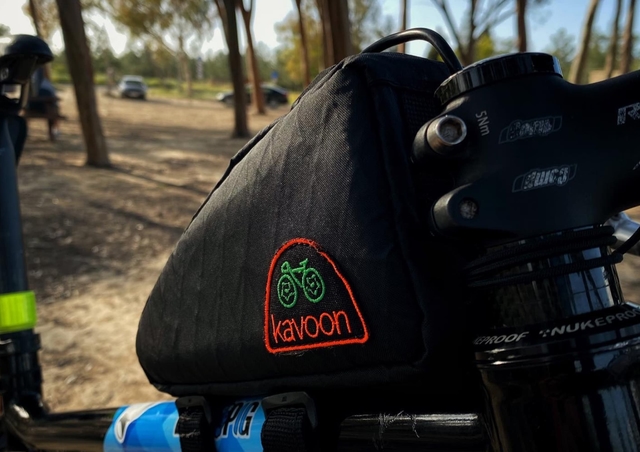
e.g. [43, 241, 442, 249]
[261, 407, 317, 452]
[177, 405, 212, 451]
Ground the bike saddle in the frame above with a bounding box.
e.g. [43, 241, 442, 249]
[0, 35, 53, 115]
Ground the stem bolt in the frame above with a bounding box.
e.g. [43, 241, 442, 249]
[460, 199, 478, 220]
[427, 115, 468, 154]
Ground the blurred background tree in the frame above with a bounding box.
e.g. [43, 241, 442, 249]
[620, 0, 637, 73]
[109, 0, 214, 97]
[238, 0, 266, 114]
[0, 0, 636, 181]
[275, 0, 393, 88]
[214, 0, 249, 137]
[55, 0, 110, 167]
[545, 28, 576, 76]
[7, 0, 639, 100]
[569, 0, 600, 84]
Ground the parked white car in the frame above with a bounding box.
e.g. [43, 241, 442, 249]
[117, 75, 148, 100]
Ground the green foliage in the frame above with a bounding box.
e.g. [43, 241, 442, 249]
[274, 0, 394, 90]
[544, 27, 639, 79]
[110, 0, 214, 55]
[254, 42, 277, 82]
[50, 42, 267, 94]
[545, 28, 575, 76]
[348, 0, 395, 52]
[0, 24, 9, 37]
[51, 51, 71, 83]
[274, 0, 323, 89]
[146, 79, 230, 100]
[586, 31, 610, 72]
[202, 51, 232, 82]
[21, 0, 59, 40]
[475, 31, 496, 61]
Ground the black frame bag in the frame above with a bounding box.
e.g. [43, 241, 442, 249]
[137, 52, 475, 405]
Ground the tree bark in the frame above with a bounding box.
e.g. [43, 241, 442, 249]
[432, 0, 516, 66]
[28, 0, 43, 37]
[27, 0, 52, 79]
[619, 0, 636, 74]
[222, 0, 249, 137]
[181, 51, 193, 97]
[516, 0, 527, 52]
[55, 0, 110, 167]
[239, 0, 266, 114]
[605, 0, 623, 78]
[399, 0, 408, 53]
[316, 0, 334, 69]
[178, 34, 193, 98]
[569, 0, 600, 84]
[295, 0, 311, 86]
[466, 0, 477, 64]
[327, 0, 353, 62]
[215, 0, 230, 43]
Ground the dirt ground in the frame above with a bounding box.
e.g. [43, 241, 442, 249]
[17, 87, 640, 414]
[19, 88, 284, 412]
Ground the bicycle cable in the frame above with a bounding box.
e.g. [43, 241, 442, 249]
[361, 28, 463, 74]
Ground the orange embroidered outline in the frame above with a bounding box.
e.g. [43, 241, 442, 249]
[264, 238, 370, 354]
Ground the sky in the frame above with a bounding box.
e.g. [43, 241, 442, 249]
[0, 0, 639, 58]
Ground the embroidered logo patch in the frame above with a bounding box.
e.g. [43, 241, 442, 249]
[264, 238, 369, 353]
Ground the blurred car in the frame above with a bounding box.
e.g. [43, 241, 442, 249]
[216, 85, 289, 107]
[118, 75, 148, 100]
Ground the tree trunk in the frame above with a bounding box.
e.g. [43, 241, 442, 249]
[605, 0, 623, 78]
[327, 0, 353, 63]
[569, 0, 600, 84]
[223, 0, 249, 137]
[399, 0, 408, 53]
[182, 52, 192, 98]
[27, 0, 52, 80]
[516, 0, 527, 52]
[316, 0, 334, 69]
[215, 0, 230, 44]
[466, 0, 477, 64]
[239, 0, 266, 114]
[28, 0, 42, 37]
[295, 0, 311, 86]
[177, 34, 192, 97]
[619, 0, 636, 74]
[106, 67, 115, 96]
[55, 0, 110, 167]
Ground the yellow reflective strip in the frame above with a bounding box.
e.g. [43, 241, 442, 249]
[0, 291, 37, 333]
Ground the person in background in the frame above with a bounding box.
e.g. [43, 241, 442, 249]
[27, 66, 60, 139]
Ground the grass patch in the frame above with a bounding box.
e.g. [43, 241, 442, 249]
[49, 74, 302, 104]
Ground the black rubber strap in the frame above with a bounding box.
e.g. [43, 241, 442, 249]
[261, 407, 317, 452]
[177, 405, 213, 451]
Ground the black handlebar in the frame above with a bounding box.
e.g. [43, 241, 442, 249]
[413, 52, 640, 245]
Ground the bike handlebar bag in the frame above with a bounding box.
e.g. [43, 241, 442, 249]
[136, 52, 477, 406]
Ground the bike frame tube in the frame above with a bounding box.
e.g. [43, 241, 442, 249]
[0, 116, 28, 294]
[3, 396, 487, 451]
[5, 403, 117, 451]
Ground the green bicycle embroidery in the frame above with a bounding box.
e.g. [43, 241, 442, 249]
[277, 259, 326, 308]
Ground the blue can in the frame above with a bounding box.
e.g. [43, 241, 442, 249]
[103, 398, 265, 452]
[104, 401, 181, 451]
[214, 398, 265, 452]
